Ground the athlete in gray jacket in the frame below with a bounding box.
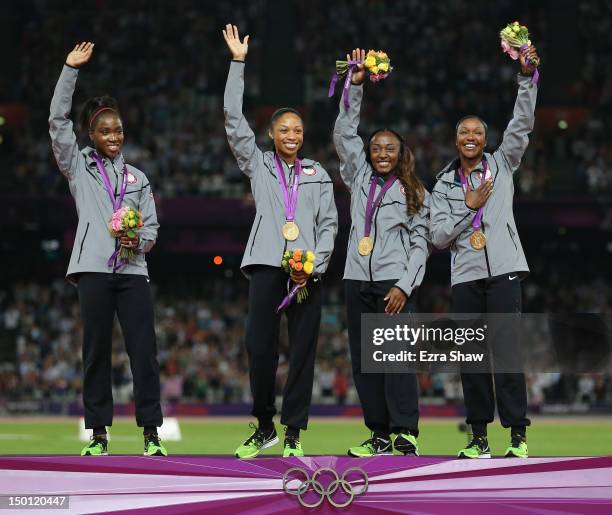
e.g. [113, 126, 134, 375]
[430, 45, 540, 459]
[223, 25, 338, 459]
[49, 42, 165, 457]
[334, 49, 431, 458]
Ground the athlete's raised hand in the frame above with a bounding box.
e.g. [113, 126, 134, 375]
[222, 24, 249, 62]
[66, 42, 94, 68]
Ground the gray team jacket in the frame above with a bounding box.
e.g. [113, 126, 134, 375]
[333, 84, 431, 297]
[224, 61, 338, 276]
[430, 74, 538, 286]
[49, 65, 159, 284]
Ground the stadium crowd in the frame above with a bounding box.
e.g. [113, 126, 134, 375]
[1, 256, 610, 410]
[2, 0, 609, 198]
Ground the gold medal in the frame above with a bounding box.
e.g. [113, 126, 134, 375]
[470, 230, 487, 250]
[358, 236, 374, 256]
[282, 221, 300, 241]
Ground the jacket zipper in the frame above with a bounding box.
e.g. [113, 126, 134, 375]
[507, 223, 518, 251]
[482, 221, 492, 277]
[112, 165, 120, 274]
[368, 205, 382, 283]
[399, 229, 409, 259]
[77, 222, 90, 263]
[250, 215, 262, 256]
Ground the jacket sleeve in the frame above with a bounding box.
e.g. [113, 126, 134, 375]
[395, 192, 432, 297]
[495, 74, 538, 173]
[314, 170, 339, 275]
[429, 181, 476, 249]
[332, 84, 369, 192]
[136, 176, 160, 254]
[48, 65, 84, 180]
[223, 61, 264, 178]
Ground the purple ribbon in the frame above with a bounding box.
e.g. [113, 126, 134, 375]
[274, 154, 302, 223]
[90, 152, 129, 271]
[459, 159, 491, 231]
[328, 60, 360, 111]
[520, 44, 539, 85]
[364, 175, 398, 238]
[276, 281, 302, 313]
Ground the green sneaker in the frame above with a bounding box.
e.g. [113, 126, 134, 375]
[393, 433, 419, 456]
[81, 435, 108, 456]
[458, 436, 491, 459]
[505, 436, 528, 458]
[348, 435, 393, 457]
[235, 423, 278, 459]
[283, 436, 304, 457]
[144, 434, 168, 456]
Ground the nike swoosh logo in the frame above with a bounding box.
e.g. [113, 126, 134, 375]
[509, 275, 518, 281]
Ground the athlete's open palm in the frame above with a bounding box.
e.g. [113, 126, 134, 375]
[222, 24, 249, 61]
[66, 42, 94, 68]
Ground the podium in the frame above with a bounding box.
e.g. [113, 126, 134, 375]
[1, 455, 611, 513]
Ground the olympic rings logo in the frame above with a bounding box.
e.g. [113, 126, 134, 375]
[282, 466, 368, 508]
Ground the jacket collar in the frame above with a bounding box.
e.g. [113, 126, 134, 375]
[436, 154, 489, 185]
[265, 151, 316, 169]
[84, 146, 126, 172]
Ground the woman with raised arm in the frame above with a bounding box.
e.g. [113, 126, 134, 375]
[222, 25, 338, 459]
[333, 49, 431, 458]
[49, 42, 166, 457]
[430, 45, 540, 459]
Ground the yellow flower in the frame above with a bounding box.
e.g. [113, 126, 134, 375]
[129, 219, 137, 228]
[306, 251, 316, 263]
[364, 56, 376, 69]
[371, 65, 379, 74]
[367, 50, 376, 57]
[379, 62, 389, 72]
[379, 52, 388, 59]
[304, 261, 314, 274]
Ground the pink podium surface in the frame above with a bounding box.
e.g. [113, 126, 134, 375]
[1, 455, 611, 514]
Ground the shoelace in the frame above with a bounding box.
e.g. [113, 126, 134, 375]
[145, 434, 161, 447]
[245, 423, 268, 446]
[90, 435, 107, 446]
[467, 436, 487, 450]
[285, 437, 300, 449]
[510, 436, 525, 448]
[363, 436, 389, 451]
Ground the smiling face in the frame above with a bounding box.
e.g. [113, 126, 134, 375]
[456, 117, 487, 162]
[89, 113, 124, 159]
[268, 112, 304, 162]
[369, 131, 401, 175]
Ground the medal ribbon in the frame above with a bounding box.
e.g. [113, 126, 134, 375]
[364, 175, 398, 238]
[90, 151, 129, 271]
[459, 159, 491, 231]
[274, 154, 302, 223]
[328, 60, 360, 111]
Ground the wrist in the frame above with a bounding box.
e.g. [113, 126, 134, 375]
[232, 57, 246, 62]
[65, 62, 78, 69]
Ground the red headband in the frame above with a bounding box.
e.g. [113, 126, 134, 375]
[89, 107, 116, 130]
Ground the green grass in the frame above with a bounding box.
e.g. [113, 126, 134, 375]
[0, 417, 610, 456]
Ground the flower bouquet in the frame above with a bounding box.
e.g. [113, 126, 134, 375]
[276, 249, 316, 312]
[328, 49, 393, 110]
[500, 21, 540, 83]
[108, 206, 144, 261]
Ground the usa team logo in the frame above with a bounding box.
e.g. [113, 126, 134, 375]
[399, 184, 406, 195]
[127, 172, 138, 185]
[303, 167, 317, 176]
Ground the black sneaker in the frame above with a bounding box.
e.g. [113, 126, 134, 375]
[348, 434, 393, 457]
[144, 433, 168, 456]
[235, 423, 279, 459]
[458, 435, 491, 459]
[393, 432, 419, 456]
